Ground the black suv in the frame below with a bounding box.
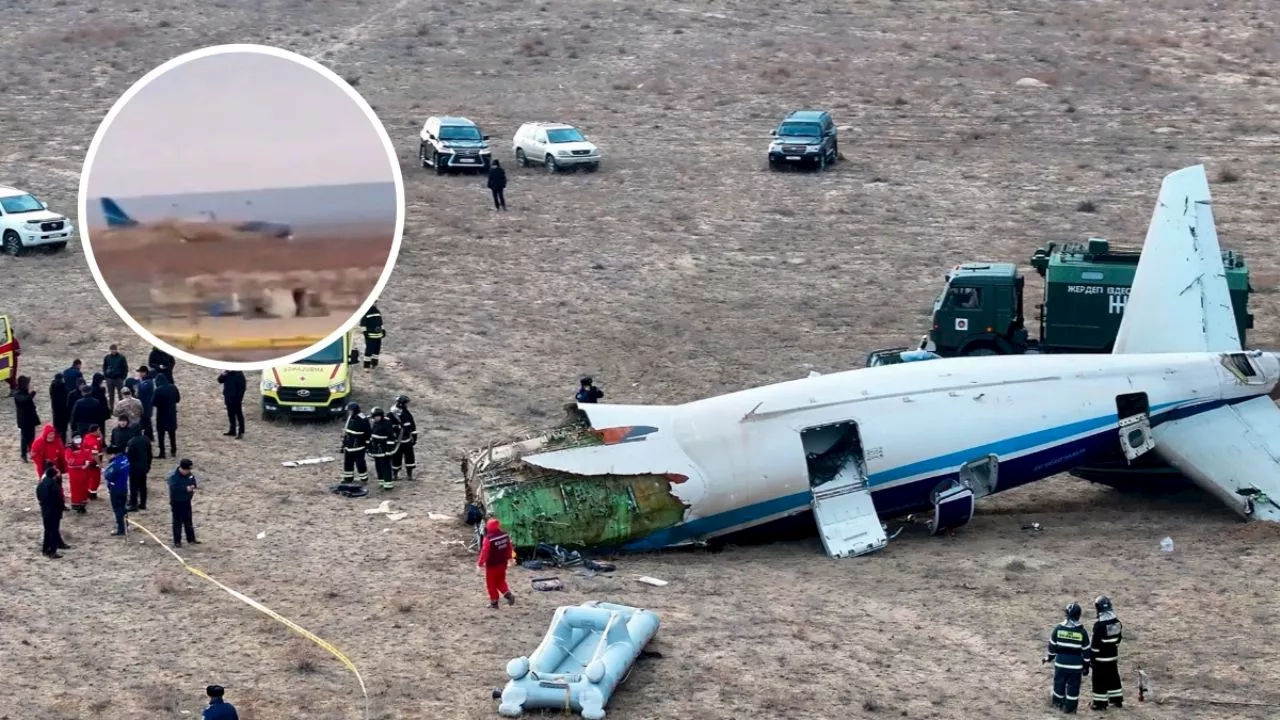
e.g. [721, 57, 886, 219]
[767, 110, 838, 171]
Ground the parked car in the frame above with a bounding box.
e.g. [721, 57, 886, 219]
[766, 110, 838, 171]
[0, 185, 74, 255]
[512, 122, 602, 173]
[419, 116, 492, 174]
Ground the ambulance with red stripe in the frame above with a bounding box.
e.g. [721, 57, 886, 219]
[259, 328, 358, 420]
[0, 315, 17, 392]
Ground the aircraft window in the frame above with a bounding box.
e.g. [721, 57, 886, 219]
[946, 286, 981, 310]
[1224, 353, 1258, 378]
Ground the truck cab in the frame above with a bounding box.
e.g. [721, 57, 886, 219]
[260, 330, 359, 420]
[920, 238, 1253, 357]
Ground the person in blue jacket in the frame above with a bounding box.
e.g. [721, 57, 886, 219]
[103, 445, 131, 536]
[202, 685, 238, 720]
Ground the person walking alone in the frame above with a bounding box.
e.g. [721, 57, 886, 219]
[476, 517, 516, 609]
[102, 344, 129, 409]
[487, 159, 507, 211]
[104, 445, 131, 536]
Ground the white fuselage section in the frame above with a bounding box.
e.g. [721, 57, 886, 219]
[601, 351, 1279, 548]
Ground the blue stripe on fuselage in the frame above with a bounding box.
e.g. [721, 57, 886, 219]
[620, 396, 1247, 551]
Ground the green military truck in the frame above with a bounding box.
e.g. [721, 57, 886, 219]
[866, 238, 1255, 490]
[918, 237, 1252, 357]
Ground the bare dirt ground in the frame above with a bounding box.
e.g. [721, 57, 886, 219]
[3, 1, 1280, 719]
[90, 230, 393, 281]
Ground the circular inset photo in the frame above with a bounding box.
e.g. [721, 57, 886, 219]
[78, 44, 404, 371]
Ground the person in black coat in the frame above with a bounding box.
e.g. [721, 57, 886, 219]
[49, 373, 70, 442]
[70, 384, 102, 437]
[216, 370, 246, 438]
[148, 346, 175, 384]
[487, 159, 507, 210]
[102, 343, 129, 410]
[133, 366, 156, 441]
[152, 373, 181, 459]
[37, 461, 69, 558]
[13, 376, 40, 462]
[90, 372, 111, 430]
[125, 430, 153, 512]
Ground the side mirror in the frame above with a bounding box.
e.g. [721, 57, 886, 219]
[40, 201, 48, 209]
[768, 129, 777, 136]
[482, 135, 490, 141]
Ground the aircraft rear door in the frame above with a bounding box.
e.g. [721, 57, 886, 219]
[801, 421, 888, 559]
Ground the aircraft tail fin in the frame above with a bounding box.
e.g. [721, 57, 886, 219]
[1112, 165, 1240, 354]
[100, 197, 138, 228]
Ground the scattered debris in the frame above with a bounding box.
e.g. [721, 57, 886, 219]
[441, 540, 466, 547]
[329, 483, 368, 498]
[584, 560, 615, 573]
[532, 543, 585, 568]
[521, 560, 547, 571]
[283, 456, 335, 467]
[364, 500, 393, 515]
[427, 512, 452, 521]
[256, 531, 267, 540]
[635, 575, 668, 587]
[1160, 536, 1174, 552]
[1021, 522, 1043, 531]
[531, 576, 564, 591]
[1138, 669, 1149, 701]
[387, 512, 408, 522]
[1015, 77, 1048, 88]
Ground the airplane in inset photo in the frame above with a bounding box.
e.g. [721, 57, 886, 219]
[96, 196, 295, 247]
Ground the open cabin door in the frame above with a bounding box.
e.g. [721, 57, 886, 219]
[1116, 392, 1156, 462]
[928, 454, 998, 536]
[0, 316, 13, 390]
[801, 421, 887, 559]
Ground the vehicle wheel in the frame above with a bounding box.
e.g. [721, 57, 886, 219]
[433, 151, 447, 175]
[768, 157, 779, 171]
[46, 242, 67, 253]
[818, 153, 828, 171]
[3, 231, 22, 257]
[584, 163, 599, 173]
[832, 140, 839, 159]
[963, 346, 998, 357]
[545, 155, 558, 173]
[419, 144, 429, 168]
[516, 148, 528, 167]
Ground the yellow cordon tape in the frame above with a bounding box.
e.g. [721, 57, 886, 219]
[127, 518, 370, 719]
[151, 333, 327, 352]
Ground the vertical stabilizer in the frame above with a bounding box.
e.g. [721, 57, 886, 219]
[100, 197, 138, 228]
[1112, 165, 1240, 354]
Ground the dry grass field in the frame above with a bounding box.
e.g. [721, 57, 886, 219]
[3, 1, 1280, 718]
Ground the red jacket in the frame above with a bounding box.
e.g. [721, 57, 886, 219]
[477, 519, 516, 568]
[29, 424, 66, 476]
[65, 446, 96, 483]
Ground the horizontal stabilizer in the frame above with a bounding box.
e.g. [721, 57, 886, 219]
[575, 402, 677, 431]
[1113, 165, 1241, 354]
[1153, 396, 1280, 521]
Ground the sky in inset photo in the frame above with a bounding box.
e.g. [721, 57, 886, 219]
[86, 51, 395, 197]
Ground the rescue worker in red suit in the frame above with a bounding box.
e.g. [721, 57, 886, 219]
[476, 518, 517, 609]
[30, 424, 67, 480]
[64, 435, 97, 514]
[82, 425, 105, 500]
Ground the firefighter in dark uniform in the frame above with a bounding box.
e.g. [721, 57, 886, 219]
[367, 407, 396, 490]
[391, 394, 417, 481]
[360, 305, 384, 369]
[1044, 601, 1091, 713]
[386, 400, 405, 481]
[339, 402, 371, 486]
[1089, 595, 1124, 710]
[575, 376, 604, 404]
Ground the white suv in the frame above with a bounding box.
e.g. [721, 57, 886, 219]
[418, 116, 492, 174]
[512, 122, 601, 173]
[0, 186, 74, 256]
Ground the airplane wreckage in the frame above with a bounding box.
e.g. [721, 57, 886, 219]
[462, 165, 1280, 559]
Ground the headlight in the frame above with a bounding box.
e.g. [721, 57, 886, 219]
[556, 150, 571, 157]
[261, 379, 278, 391]
[480, 148, 491, 154]
[807, 145, 822, 153]
[769, 143, 782, 151]
[329, 381, 347, 393]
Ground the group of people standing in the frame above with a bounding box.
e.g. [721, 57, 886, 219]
[19, 343, 204, 557]
[337, 394, 418, 493]
[1044, 596, 1126, 713]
